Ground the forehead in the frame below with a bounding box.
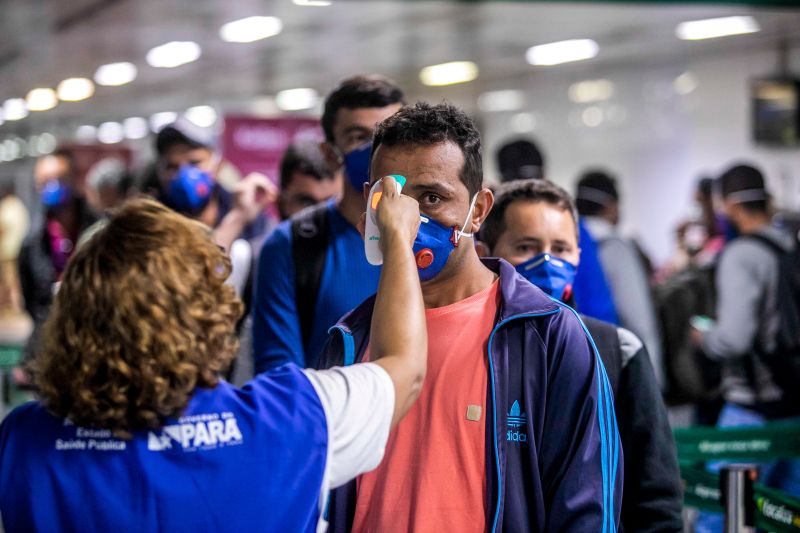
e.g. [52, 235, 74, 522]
[371, 141, 465, 188]
[333, 104, 402, 134]
[503, 200, 577, 240]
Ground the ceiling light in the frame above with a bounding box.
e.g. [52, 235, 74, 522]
[94, 62, 137, 86]
[123, 117, 149, 140]
[676, 16, 759, 41]
[146, 41, 201, 68]
[276, 88, 319, 111]
[420, 61, 479, 87]
[57, 78, 95, 102]
[526, 39, 598, 66]
[98, 122, 124, 144]
[478, 90, 525, 113]
[673, 72, 698, 95]
[37, 133, 57, 154]
[27, 135, 40, 157]
[3, 99, 27, 121]
[510, 113, 536, 133]
[292, 0, 332, 6]
[75, 125, 97, 142]
[568, 79, 615, 104]
[150, 111, 178, 132]
[581, 106, 604, 128]
[26, 88, 58, 111]
[220, 16, 283, 43]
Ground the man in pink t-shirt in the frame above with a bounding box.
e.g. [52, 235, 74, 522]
[318, 102, 622, 532]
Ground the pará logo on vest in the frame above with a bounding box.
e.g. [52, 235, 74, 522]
[147, 412, 243, 452]
[507, 400, 527, 443]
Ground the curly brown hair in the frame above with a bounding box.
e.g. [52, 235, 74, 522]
[33, 198, 243, 437]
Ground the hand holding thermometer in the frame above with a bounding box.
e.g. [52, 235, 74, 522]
[365, 174, 407, 265]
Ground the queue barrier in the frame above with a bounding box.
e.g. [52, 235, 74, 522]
[675, 422, 800, 532]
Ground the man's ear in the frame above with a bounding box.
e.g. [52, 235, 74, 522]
[356, 212, 367, 240]
[475, 240, 491, 258]
[469, 187, 495, 234]
[363, 182, 371, 202]
[320, 141, 342, 169]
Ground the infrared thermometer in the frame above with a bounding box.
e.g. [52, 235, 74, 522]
[365, 174, 407, 265]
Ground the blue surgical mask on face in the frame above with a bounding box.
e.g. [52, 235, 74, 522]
[413, 195, 478, 282]
[343, 142, 372, 192]
[515, 253, 577, 301]
[165, 164, 214, 215]
[40, 179, 73, 211]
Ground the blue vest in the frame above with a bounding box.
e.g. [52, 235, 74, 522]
[0, 364, 328, 532]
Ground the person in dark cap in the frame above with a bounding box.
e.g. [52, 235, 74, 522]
[576, 169, 664, 386]
[496, 138, 544, 182]
[692, 163, 800, 532]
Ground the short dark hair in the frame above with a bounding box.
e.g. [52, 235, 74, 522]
[480, 179, 578, 250]
[279, 140, 333, 190]
[372, 102, 483, 197]
[575, 170, 619, 217]
[496, 138, 544, 182]
[321, 75, 405, 144]
[718, 163, 768, 213]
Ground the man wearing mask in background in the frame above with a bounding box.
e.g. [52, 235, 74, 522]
[18, 149, 96, 372]
[576, 169, 664, 386]
[480, 178, 682, 533]
[692, 164, 800, 532]
[319, 102, 621, 532]
[252, 75, 405, 373]
[277, 139, 341, 220]
[494, 137, 619, 325]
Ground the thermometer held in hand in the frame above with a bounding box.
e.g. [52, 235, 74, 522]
[365, 174, 407, 265]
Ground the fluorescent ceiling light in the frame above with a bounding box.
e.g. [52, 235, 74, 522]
[3, 99, 28, 121]
[98, 122, 124, 144]
[57, 78, 95, 102]
[420, 61, 479, 87]
[95, 62, 137, 86]
[478, 90, 525, 113]
[146, 41, 201, 68]
[26, 88, 58, 111]
[75, 125, 97, 142]
[150, 111, 178, 132]
[292, 0, 332, 6]
[510, 113, 536, 134]
[184, 105, 218, 128]
[123, 117, 149, 140]
[526, 39, 598, 66]
[581, 106, 604, 128]
[37, 133, 57, 154]
[673, 72, 698, 95]
[220, 16, 283, 43]
[676, 16, 759, 41]
[568, 79, 615, 104]
[276, 88, 319, 111]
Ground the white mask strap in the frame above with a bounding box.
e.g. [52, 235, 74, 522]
[456, 193, 479, 243]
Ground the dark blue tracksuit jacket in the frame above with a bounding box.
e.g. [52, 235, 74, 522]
[317, 258, 623, 532]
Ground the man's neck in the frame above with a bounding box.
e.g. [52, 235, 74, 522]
[336, 186, 364, 228]
[422, 250, 497, 309]
[738, 214, 771, 235]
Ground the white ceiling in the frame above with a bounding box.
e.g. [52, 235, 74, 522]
[0, 0, 798, 138]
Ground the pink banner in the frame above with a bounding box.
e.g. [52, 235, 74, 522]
[222, 116, 322, 187]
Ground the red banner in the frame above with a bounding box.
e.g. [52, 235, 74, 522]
[221, 116, 322, 187]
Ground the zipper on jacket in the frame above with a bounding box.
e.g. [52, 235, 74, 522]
[486, 309, 559, 533]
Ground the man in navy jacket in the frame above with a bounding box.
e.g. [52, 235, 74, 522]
[318, 102, 623, 532]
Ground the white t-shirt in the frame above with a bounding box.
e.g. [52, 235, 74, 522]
[302, 362, 395, 532]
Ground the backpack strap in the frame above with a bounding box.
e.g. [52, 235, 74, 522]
[291, 203, 330, 353]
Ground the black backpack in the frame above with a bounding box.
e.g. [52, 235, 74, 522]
[745, 232, 800, 401]
[290, 203, 330, 355]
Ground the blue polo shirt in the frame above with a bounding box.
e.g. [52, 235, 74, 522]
[0, 365, 328, 532]
[252, 201, 381, 373]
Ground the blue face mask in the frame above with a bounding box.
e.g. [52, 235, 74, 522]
[515, 253, 577, 301]
[343, 142, 372, 192]
[165, 165, 214, 215]
[412, 195, 478, 282]
[40, 179, 73, 211]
